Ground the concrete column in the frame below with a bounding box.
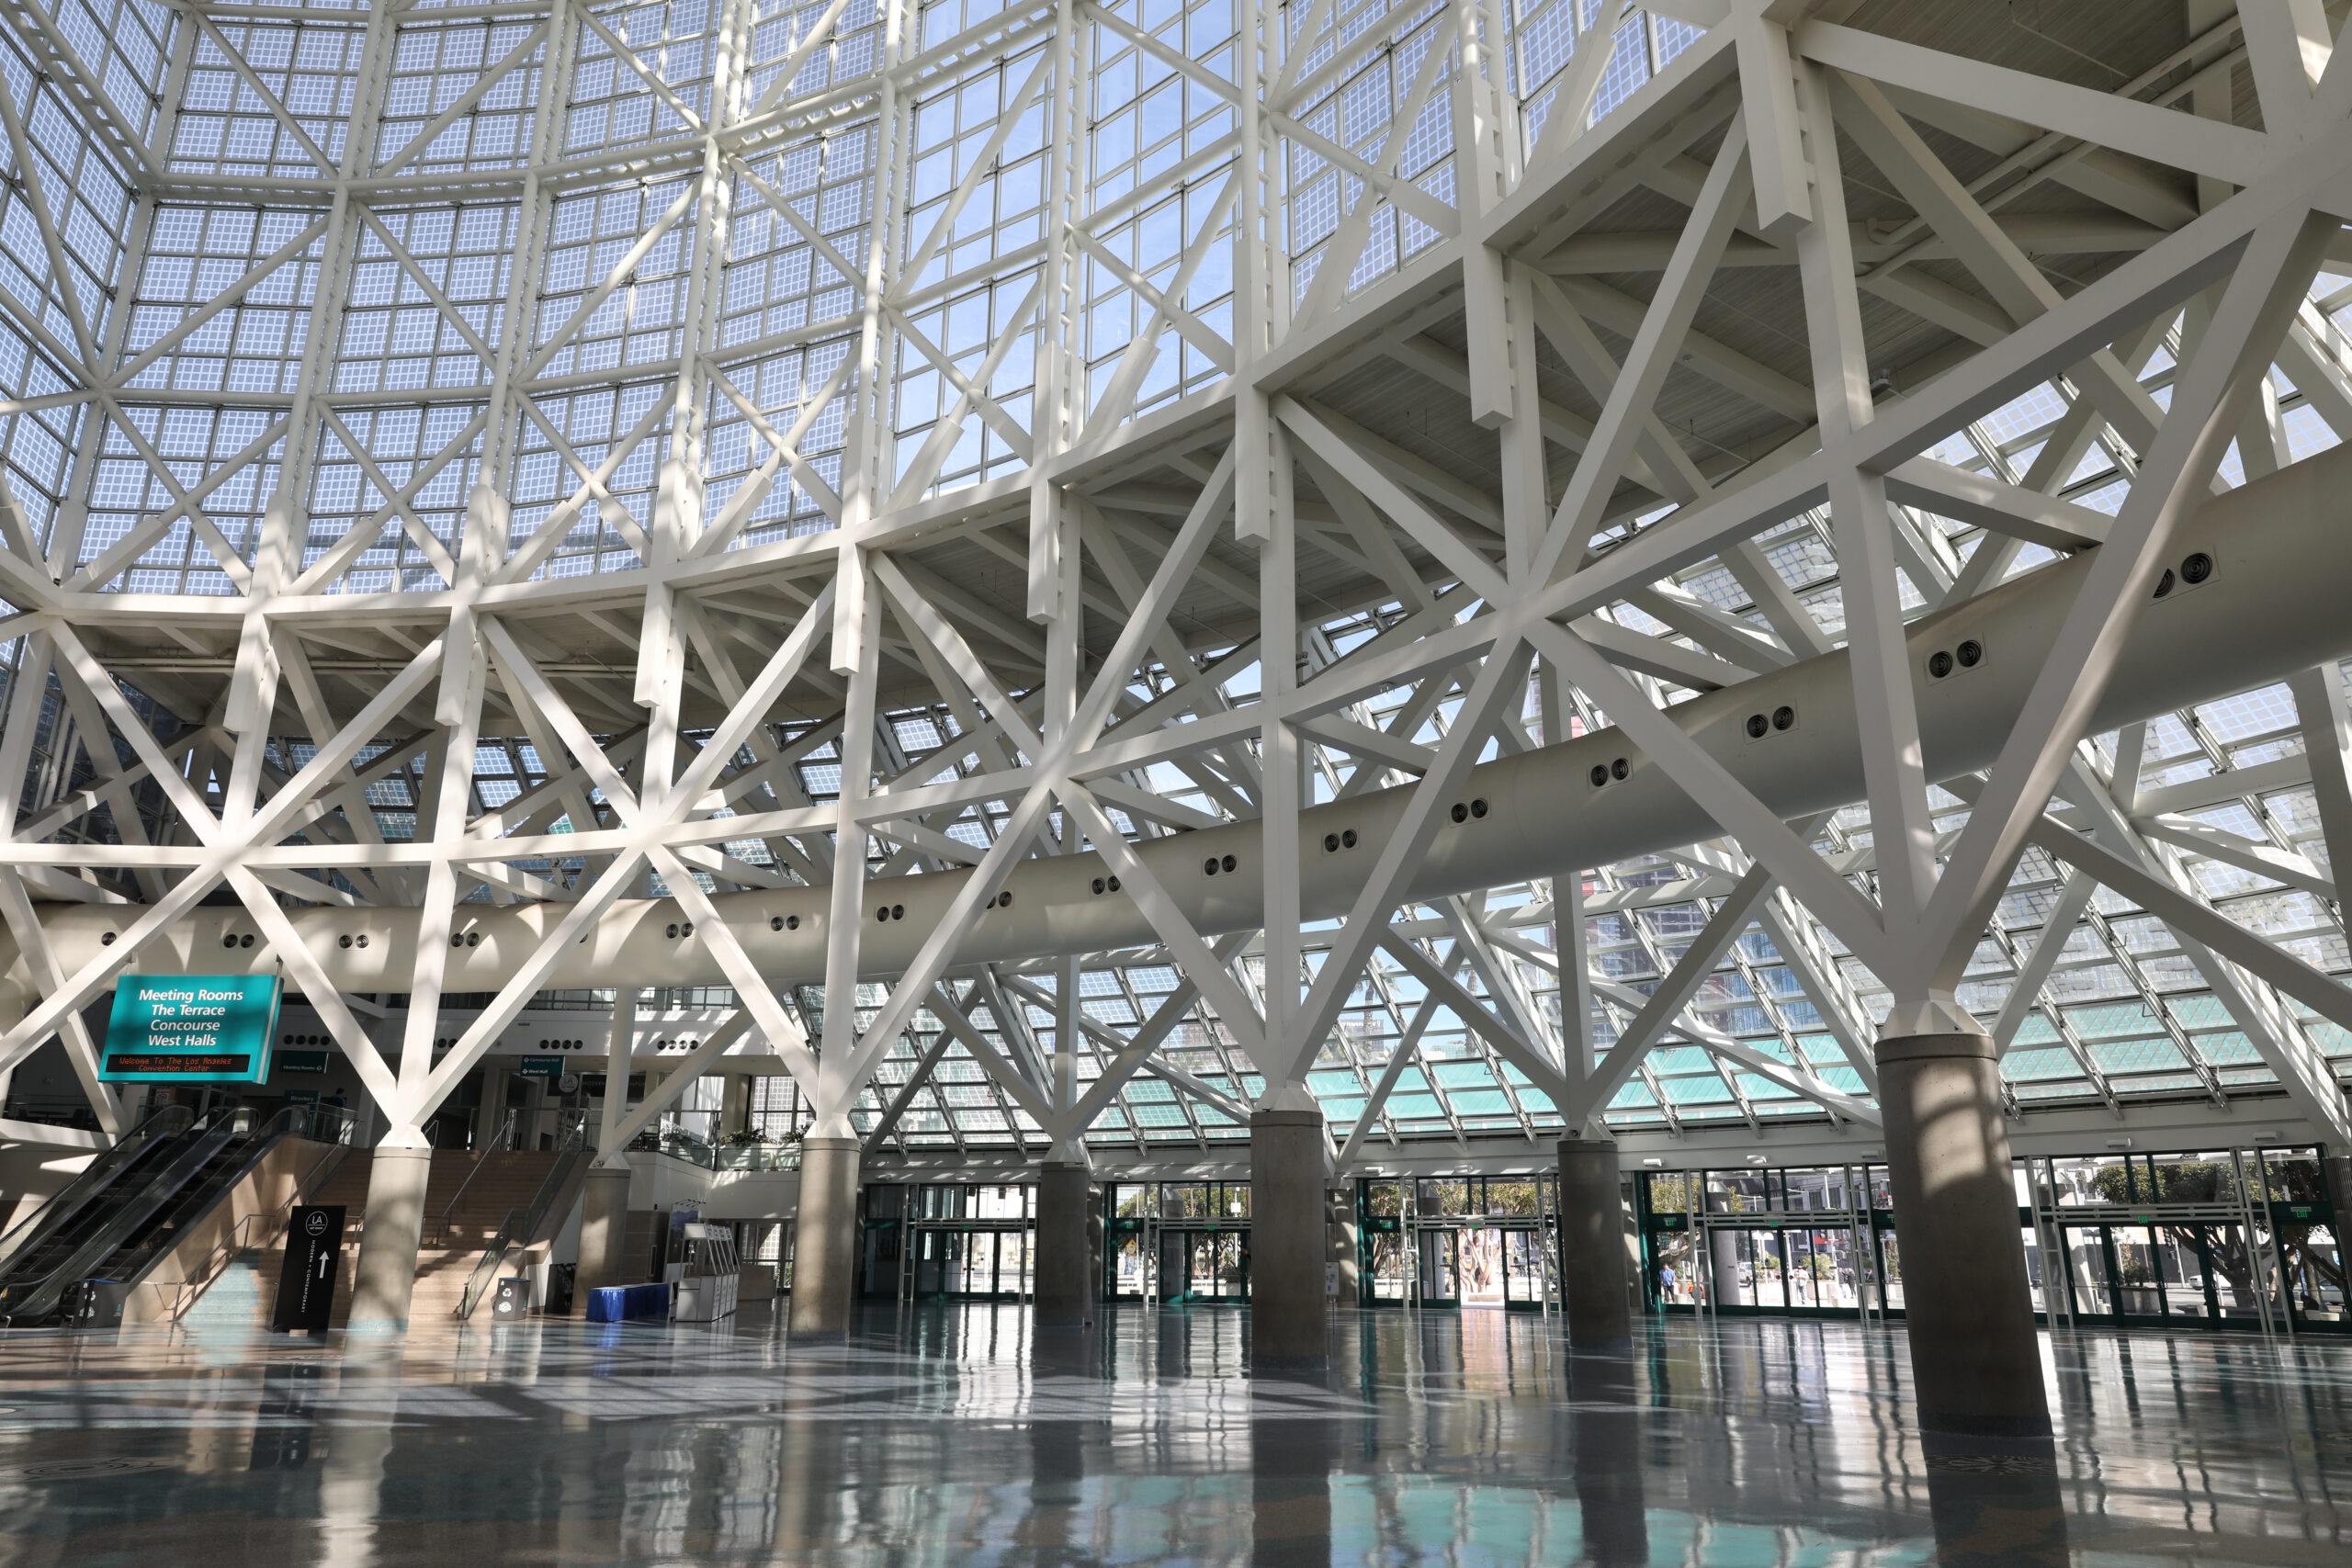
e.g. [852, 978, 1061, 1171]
[1328, 1184, 1360, 1305]
[470, 1067, 506, 1151]
[1085, 1183, 1104, 1301]
[1558, 1136, 1633, 1348]
[346, 1144, 434, 1334]
[787, 1134, 861, 1339]
[575, 1165, 634, 1303]
[1034, 1160, 1093, 1327]
[1711, 1228, 1746, 1307]
[2324, 1151, 2352, 1222]
[1249, 1108, 1328, 1370]
[720, 1073, 751, 1140]
[1877, 1031, 2050, 1442]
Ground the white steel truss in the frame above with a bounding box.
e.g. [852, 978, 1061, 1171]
[0, 0, 2347, 1169]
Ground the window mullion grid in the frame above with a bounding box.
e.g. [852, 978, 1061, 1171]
[2080, 900, 2225, 1107]
[477, 0, 583, 515]
[1356, 944, 1418, 1147]
[1722, 926, 1818, 1115]
[1637, 880, 1758, 1128]
[1997, 896, 2124, 1111]
[836, 3, 915, 547]
[272, 5, 404, 536]
[50, 16, 203, 572]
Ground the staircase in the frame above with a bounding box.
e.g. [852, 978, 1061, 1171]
[237, 1149, 567, 1327]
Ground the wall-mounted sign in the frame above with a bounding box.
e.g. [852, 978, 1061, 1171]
[98, 976, 282, 1083]
[277, 1050, 330, 1074]
[517, 1056, 565, 1077]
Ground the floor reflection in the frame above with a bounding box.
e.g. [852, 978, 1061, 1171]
[0, 1303, 2341, 1563]
[1566, 1353, 1646, 1566]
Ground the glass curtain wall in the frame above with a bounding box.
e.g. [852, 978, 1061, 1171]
[1353, 1176, 1558, 1309]
[863, 1182, 1036, 1300]
[1103, 1180, 1251, 1303]
[1636, 1146, 2344, 1332]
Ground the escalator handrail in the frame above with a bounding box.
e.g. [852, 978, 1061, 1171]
[104, 1103, 345, 1301]
[457, 1122, 590, 1319]
[0, 1105, 196, 1277]
[0, 1111, 247, 1324]
[165, 1107, 357, 1320]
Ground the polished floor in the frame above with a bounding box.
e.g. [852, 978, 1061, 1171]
[0, 1303, 2342, 1565]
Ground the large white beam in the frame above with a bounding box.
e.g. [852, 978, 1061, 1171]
[12, 446, 2352, 1001]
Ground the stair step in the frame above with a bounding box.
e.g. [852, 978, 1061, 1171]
[226, 1150, 572, 1325]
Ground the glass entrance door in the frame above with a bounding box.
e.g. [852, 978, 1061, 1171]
[1502, 1231, 1547, 1306]
[1781, 1226, 1860, 1311]
[2058, 1221, 2273, 1327]
[907, 1227, 1033, 1299]
[1456, 1228, 1505, 1306]
[912, 1228, 956, 1296]
[1415, 1228, 1550, 1307]
[1648, 1227, 1701, 1308]
[1710, 1228, 1788, 1311]
[1159, 1230, 1248, 1303]
[1112, 1230, 1148, 1297]
[1418, 1229, 1454, 1303]
[2276, 1214, 2347, 1327]
[862, 1221, 903, 1296]
[1366, 1230, 1408, 1303]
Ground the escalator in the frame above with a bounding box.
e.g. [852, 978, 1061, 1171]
[0, 1097, 334, 1325]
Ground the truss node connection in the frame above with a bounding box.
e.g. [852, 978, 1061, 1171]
[0, 0, 2348, 1161]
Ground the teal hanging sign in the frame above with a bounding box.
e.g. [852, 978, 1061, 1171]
[98, 976, 282, 1083]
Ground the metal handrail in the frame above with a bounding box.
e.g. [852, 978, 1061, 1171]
[1, 1107, 243, 1324]
[425, 1109, 519, 1245]
[166, 1105, 357, 1321]
[2, 1101, 356, 1325]
[0, 1104, 195, 1276]
[457, 1119, 590, 1320]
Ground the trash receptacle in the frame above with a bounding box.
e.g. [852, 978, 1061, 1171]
[546, 1262, 575, 1315]
[492, 1276, 532, 1319]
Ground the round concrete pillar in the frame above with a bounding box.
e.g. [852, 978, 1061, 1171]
[719, 1074, 752, 1140]
[347, 1144, 434, 1334]
[1557, 1137, 1632, 1348]
[1085, 1185, 1105, 1297]
[787, 1135, 861, 1339]
[2324, 1151, 2352, 1222]
[1876, 1031, 2050, 1441]
[1711, 1227, 1746, 1307]
[574, 1165, 634, 1304]
[1034, 1161, 1094, 1327]
[1249, 1108, 1329, 1370]
[1328, 1185, 1360, 1306]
